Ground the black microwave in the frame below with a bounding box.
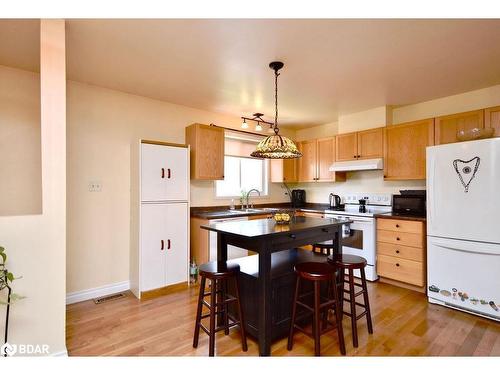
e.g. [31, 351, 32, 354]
[392, 194, 426, 215]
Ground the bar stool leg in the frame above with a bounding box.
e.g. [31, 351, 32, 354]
[222, 279, 230, 335]
[287, 276, 301, 351]
[360, 267, 373, 334]
[234, 277, 248, 351]
[313, 280, 321, 356]
[348, 269, 358, 348]
[209, 279, 217, 357]
[193, 276, 206, 348]
[331, 273, 346, 355]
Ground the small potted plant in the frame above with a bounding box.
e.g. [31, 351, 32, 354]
[1, 246, 24, 355]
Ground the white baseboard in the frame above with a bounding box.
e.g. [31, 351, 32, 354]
[66, 280, 130, 305]
[52, 349, 68, 357]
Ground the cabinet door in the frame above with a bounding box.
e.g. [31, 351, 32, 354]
[384, 119, 434, 180]
[186, 124, 225, 180]
[297, 140, 317, 182]
[435, 110, 484, 145]
[270, 159, 297, 183]
[335, 132, 357, 161]
[165, 203, 188, 285]
[357, 127, 384, 159]
[163, 146, 189, 201]
[485, 106, 500, 137]
[141, 143, 169, 201]
[140, 203, 167, 291]
[141, 144, 188, 201]
[317, 137, 335, 181]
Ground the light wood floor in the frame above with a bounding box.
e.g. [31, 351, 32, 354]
[66, 281, 500, 356]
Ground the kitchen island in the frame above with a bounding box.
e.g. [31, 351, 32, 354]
[201, 216, 350, 356]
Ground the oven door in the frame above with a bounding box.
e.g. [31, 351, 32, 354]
[327, 214, 375, 265]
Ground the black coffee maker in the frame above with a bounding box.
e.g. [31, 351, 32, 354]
[291, 189, 306, 208]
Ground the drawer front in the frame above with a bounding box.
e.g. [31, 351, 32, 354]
[377, 229, 423, 248]
[377, 242, 424, 262]
[377, 218, 423, 234]
[271, 227, 333, 249]
[377, 254, 424, 286]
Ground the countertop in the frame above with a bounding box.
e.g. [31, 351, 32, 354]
[374, 212, 427, 222]
[191, 202, 329, 219]
[201, 216, 351, 238]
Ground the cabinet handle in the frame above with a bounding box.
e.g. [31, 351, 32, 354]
[396, 250, 400, 254]
[167, 168, 171, 179]
[289, 234, 296, 239]
[396, 263, 400, 267]
[161, 168, 165, 179]
[396, 237, 400, 241]
[395, 224, 400, 228]
[353, 155, 357, 159]
[167, 239, 171, 249]
[161, 240, 164, 250]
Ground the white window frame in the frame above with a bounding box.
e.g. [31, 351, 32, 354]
[214, 155, 270, 199]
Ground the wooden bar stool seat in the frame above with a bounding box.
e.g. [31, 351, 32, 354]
[287, 262, 346, 356]
[312, 240, 335, 256]
[193, 261, 247, 356]
[328, 254, 373, 348]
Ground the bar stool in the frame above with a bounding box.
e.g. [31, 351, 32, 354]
[312, 240, 335, 256]
[328, 254, 373, 348]
[287, 262, 346, 356]
[193, 261, 247, 356]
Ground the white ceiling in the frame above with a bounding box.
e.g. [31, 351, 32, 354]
[2, 19, 500, 127]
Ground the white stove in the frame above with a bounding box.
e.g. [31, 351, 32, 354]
[324, 193, 392, 281]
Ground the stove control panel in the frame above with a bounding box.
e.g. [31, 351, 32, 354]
[343, 193, 392, 206]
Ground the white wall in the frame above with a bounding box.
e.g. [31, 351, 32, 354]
[393, 84, 500, 124]
[0, 65, 42, 216]
[0, 20, 66, 356]
[66, 81, 290, 294]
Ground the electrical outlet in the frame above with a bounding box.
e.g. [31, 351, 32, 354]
[88, 181, 102, 192]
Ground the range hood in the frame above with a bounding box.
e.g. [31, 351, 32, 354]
[329, 158, 384, 172]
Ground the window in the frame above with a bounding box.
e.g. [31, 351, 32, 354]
[215, 155, 269, 198]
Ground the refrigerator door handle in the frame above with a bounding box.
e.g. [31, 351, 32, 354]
[430, 238, 500, 256]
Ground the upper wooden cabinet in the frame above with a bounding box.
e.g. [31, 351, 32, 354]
[335, 127, 384, 161]
[485, 106, 500, 137]
[298, 140, 317, 182]
[185, 123, 225, 180]
[434, 110, 484, 145]
[270, 158, 297, 183]
[384, 119, 434, 180]
[335, 132, 358, 161]
[297, 138, 346, 182]
[357, 127, 384, 159]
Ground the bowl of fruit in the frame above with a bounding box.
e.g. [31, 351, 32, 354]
[273, 210, 293, 225]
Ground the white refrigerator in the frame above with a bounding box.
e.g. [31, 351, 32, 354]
[427, 137, 500, 321]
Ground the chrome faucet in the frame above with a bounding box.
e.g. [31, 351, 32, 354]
[245, 189, 261, 209]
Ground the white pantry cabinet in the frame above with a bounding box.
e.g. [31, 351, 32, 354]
[141, 202, 188, 291]
[130, 140, 190, 299]
[141, 142, 189, 202]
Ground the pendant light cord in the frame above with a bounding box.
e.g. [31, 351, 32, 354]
[274, 69, 280, 135]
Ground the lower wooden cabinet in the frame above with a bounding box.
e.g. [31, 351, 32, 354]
[376, 218, 426, 291]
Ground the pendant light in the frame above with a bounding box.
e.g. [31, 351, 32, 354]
[251, 62, 302, 159]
